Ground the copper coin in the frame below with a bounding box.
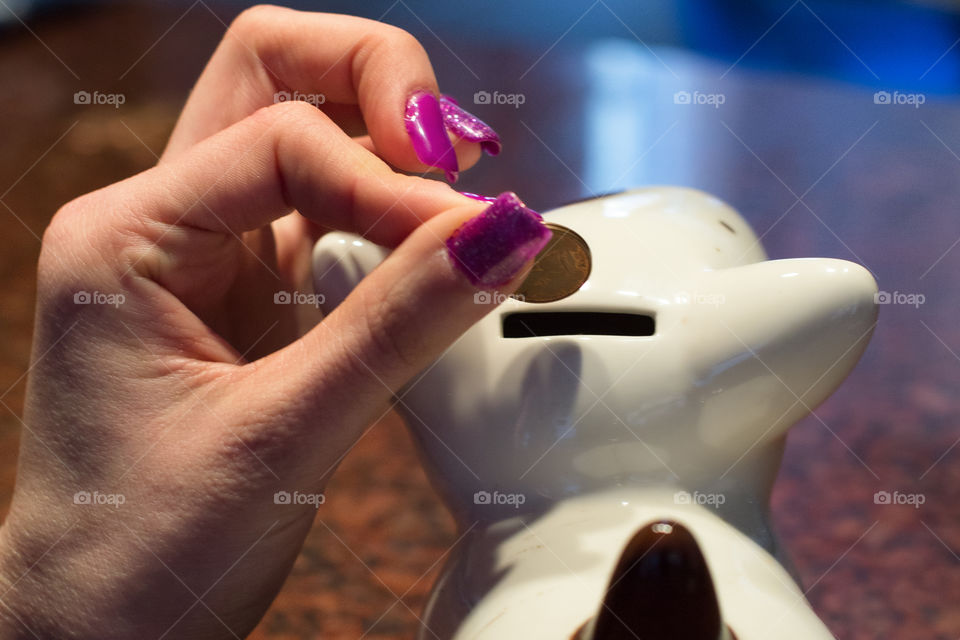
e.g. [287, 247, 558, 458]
[513, 223, 592, 303]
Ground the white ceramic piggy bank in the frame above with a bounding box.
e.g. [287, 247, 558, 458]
[313, 187, 877, 639]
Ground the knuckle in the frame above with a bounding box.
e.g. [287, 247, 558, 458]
[39, 188, 144, 288]
[356, 23, 428, 68]
[356, 292, 422, 376]
[39, 196, 93, 273]
[377, 24, 426, 57]
[230, 4, 285, 35]
[252, 101, 328, 163]
[43, 198, 83, 246]
[325, 288, 423, 388]
[255, 98, 323, 127]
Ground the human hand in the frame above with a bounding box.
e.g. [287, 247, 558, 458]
[0, 6, 547, 639]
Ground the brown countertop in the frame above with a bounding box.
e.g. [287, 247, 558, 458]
[1, 3, 958, 639]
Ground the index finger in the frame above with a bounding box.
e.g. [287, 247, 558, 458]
[163, 6, 500, 178]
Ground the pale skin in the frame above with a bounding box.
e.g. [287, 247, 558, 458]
[0, 6, 528, 638]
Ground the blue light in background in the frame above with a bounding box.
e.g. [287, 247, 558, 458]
[7, 0, 959, 93]
[677, 0, 960, 93]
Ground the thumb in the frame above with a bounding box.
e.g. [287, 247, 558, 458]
[252, 192, 551, 447]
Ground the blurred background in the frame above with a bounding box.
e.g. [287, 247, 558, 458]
[2, 1, 960, 638]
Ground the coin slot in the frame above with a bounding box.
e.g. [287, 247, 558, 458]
[502, 312, 655, 338]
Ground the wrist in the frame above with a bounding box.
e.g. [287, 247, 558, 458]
[0, 524, 38, 640]
[0, 513, 277, 640]
[0, 518, 128, 640]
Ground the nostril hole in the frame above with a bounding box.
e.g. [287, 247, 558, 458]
[502, 312, 655, 338]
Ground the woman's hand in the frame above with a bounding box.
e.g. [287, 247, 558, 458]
[160, 5, 499, 362]
[0, 6, 544, 639]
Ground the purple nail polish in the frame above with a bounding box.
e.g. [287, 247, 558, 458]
[440, 95, 502, 156]
[459, 191, 498, 203]
[446, 192, 552, 288]
[405, 91, 459, 182]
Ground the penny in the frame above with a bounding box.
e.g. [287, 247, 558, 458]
[513, 223, 591, 303]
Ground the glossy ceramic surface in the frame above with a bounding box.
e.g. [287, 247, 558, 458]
[313, 187, 878, 639]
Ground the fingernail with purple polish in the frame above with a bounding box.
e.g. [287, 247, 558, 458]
[446, 192, 552, 288]
[405, 91, 459, 182]
[440, 95, 502, 156]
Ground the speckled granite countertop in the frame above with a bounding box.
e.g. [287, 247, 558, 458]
[0, 4, 958, 639]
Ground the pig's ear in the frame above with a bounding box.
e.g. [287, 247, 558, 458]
[312, 233, 390, 315]
[684, 257, 877, 444]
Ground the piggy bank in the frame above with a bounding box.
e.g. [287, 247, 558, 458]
[313, 187, 877, 639]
